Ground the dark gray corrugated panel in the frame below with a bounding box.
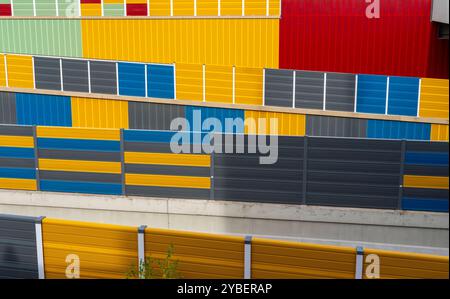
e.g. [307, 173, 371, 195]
[0, 124, 33, 136]
[406, 140, 449, 152]
[34, 57, 61, 91]
[264, 68, 294, 108]
[89, 60, 117, 95]
[306, 137, 401, 209]
[128, 102, 185, 130]
[295, 70, 324, 109]
[325, 72, 356, 112]
[0, 92, 17, 125]
[213, 136, 304, 204]
[39, 170, 122, 183]
[306, 115, 367, 138]
[61, 59, 89, 92]
[0, 214, 39, 279]
[125, 164, 210, 177]
[0, 158, 35, 168]
[126, 185, 210, 199]
[38, 149, 121, 162]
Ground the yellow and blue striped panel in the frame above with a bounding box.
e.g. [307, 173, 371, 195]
[36, 126, 122, 195]
[0, 125, 37, 191]
[123, 129, 211, 199]
[402, 141, 449, 212]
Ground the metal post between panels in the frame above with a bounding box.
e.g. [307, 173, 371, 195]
[35, 216, 46, 279]
[385, 77, 390, 115]
[55, 0, 59, 17]
[173, 63, 177, 99]
[355, 246, 364, 279]
[101, 0, 104, 17]
[398, 139, 406, 210]
[416, 79, 422, 117]
[292, 71, 296, 108]
[322, 73, 327, 111]
[194, 0, 197, 16]
[244, 235, 252, 279]
[218, 0, 221, 16]
[116, 62, 120, 95]
[10, 0, 13, 16]
[78, 0, 81, 17]
[170, 0, 173, 16]
[59, 58, 64, 91]
[144, 64, 148, 98]
[32, 0, 36, 16]
[354, 74, 359, 113]
[147, 0, 150, 16]
[123, 0, 126, 16]
[32, 56, 36, 89]
[302, 135, 308, 205]
[242, 0, 245, 16]
[266, 0, 269, 16]
[137, 225, 147, 279]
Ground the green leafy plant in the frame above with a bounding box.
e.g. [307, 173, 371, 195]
[126, 244, 181, 279]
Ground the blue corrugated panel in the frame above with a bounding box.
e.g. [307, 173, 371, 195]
[387, 76, 420, 116]
[15, 93, 72, 126]
[147, 64, 175, 99]
[185, 106, 245, 133]
[40, 180, 122, 195]
[402, 198, 449, 212]
[37, 138, 120, 152]
[405, 152, 449, 166]
[118, 63, 146, 97]
[0, 147, 34, 159]
[356, 75, 388, 114]
[124, 130, 204, 144]
[0, 167, 36, 179]
[367, 120, 431, 140]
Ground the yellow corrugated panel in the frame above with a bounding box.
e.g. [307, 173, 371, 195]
[419, 78, 449, 119]
[126, 173, 210, 189]
[252, 238, 356, 279]
[245, 0, 265, 15]
[39, 159, 122, 174]
[6, 55, 33, 89]
[403, 175, 449, 190]
[173, 0, 195, 16]
[363, 248, 449, 279]
[176, 63, 203, 101]
[145, 227, 245, 278]
[37, 126, 120, 141]
[0, 178, 37, 191]
[81, 19, 279, 69]
[235, 67, 263, 105]
[221, 0, 242, 15]
[269, 0, 280, 16]
[149, 0, 170, 16]
[71, 97, 129, 129]
[125, 152, 210, 167]
[81, 3, 102, 16]
[205, 65, 233, 104]
[197, 0, 218, 15]
[104, 0, 123, 3]
[0, 135, 34, 148]
[431, 124, 449, 142]
[0, 55, 6, 87]
[42, 218, 138, 279]
[245, 110, 306, 136]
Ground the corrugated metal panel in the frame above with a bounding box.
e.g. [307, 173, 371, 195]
[35, 0, 57, 16]
[0, 54, 6, 87]
[89, 60, 117, 95]
[15, 93, 72, 126]
[235, 66, 263, 106]
[185, 106, 244, 133]
[148, 0, 170, 16]
[145, 227, 244, 278]
[81, 3, 102, 16]
[126, 3, 147, 16]
[244, 110, 306, 136]
[128, 101, 185, 131]
[173, 0, 194, 16]
[0, 214, 39, 279]
[61, 59, 89, 93]
[71, 97, 129, 129]
[419, 78, 449, 119]
[0, 20, 82, 57]
[306, 137, 401, 209]
[279, 0, 448, 79]
[213, 136, 303, 204]
[363, 248, 449, 279]
[264, 68, 293, 108]
[37, 126, 120, 140]
[57, 0, 80, 16]
[252, 238, 356, 279]
[176, 63, 203, 102]
[147, 64, 174, 99]
[431, 124, 449, 142]
[197, 0, 217, 16]
[118, 62, 145, 97]
[404, 175, 448, 190]
[306, 115, 367, 138]
[0, 92, 16, 124]
[6, 55, 33, 89]
[12, 0, 33, 16]
[325, 72, 355, 112]
[81, 19, 279, 68]
[34, 57, 61, 91]
[295, 70, 324, 110]
[104, 3, 125, 16]
[356, 75, 388, 114]
[387, 76, 420, 116]
[367, 120, 431, 141]
[205, 65, 233, 104]
[0, 4, 12, 16]
[42, 218, 138, 278]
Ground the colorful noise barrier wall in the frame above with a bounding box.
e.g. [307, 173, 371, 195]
[0, 53, 448, 120]
[0, 213, 448, 279]
[0, 124, 448, 212]
[1, 90, 448, 142]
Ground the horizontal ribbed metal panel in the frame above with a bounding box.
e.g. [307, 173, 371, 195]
[0, 213, 38, 279]
[147, 64, 174, 99]
[34, 57, 61, 91]
[295, 71, 324, 110]
[264, 69, 293, 108]
[185, 106, 245, 133]
[61, 59, 89, 93]
[118, 62, 145, 97]
[367, 120, 431, 141]
[356, 75, 388, 114]
[387, 76, 420, 117]
[0, 124, 33, 136]
[128, 102, 185, 131]
[89, 60, 117, 95]
[0, 92, 16, 125]
[325, 72, 355, 112]
[306, 115, 367, 138]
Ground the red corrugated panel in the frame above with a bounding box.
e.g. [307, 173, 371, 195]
[426, 22, 449, 79]
[279, 0, 449, 79]
[0, 4, 12, 16]
[126, 4, 148, 16]
[81, 0, 101, 3]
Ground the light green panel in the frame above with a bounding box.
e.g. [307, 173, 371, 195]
[0, 0, 11, 4]
[58, 0, 79, 17]
[103, 4, 124, 17]
[35, 0, 57, 16]
[12, 0, 34, 16]
[0, 19, 82, 58]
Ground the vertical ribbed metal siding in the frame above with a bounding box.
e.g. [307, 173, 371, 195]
[34, 57, 61, 91]
[356, 75, 388, 114]
[295, 71, 324, 110]
[89, 60, 117, 95]
[325, 72, 355, 112]
[306, 115, 367, 138]
[61, 59, 89, 93]
[128, 102, 185, 131]
[185, 106, 245, 133]
[0, 213, 38, 279]
[387, 76, 420, 117]
[0, 92, 17, 124]
[264, 69, 293, 108]
[367, 120, 431, 141]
